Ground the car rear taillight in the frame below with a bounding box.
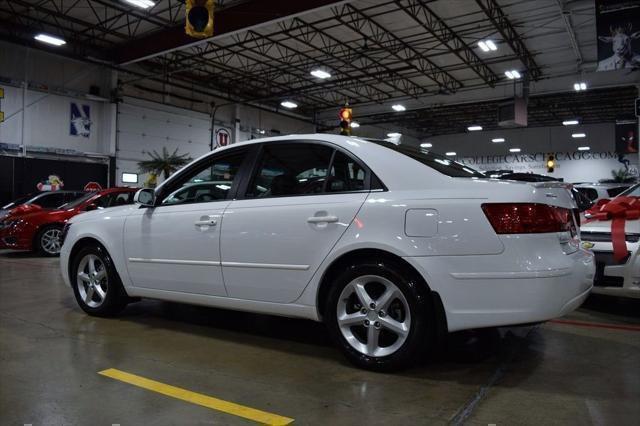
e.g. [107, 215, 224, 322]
[481, 203, 575, 234]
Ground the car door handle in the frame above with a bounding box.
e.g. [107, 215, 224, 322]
[194, 218, 217, 226]
[307, 215, 338, 224]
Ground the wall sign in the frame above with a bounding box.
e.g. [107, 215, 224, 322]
[70, 102, 92, 138]
[215, 128, 232, 148]
[595, 0, 640, 71]
[84, 182, 102, 192]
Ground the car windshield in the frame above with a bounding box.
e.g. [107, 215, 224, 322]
[59, 192, 95, 209]
[366, 139, 484, 178]
[618, 183, 639, 197]
[2, 193, 38, 209]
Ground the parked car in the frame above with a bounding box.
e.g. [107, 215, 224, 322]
[573, 182, 632, 203]
[0, 190, 86, 220]
[0, 187, 137, 256]
[580, 183, 639, 299]
[60, 135, 594, 371]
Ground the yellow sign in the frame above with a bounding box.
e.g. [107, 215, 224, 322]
[0, 111, 4, 122]
[0, 87, 4, 98]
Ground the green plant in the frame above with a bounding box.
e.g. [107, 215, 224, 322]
[610, 168, 631, 183]
[138, 147, 192, 179]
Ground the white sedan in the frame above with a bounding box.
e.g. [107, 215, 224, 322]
[60, 134, 594, 370]
[580, 184, 640, 299]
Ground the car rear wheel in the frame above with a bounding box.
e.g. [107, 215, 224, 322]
[36, 225, 63, 256]
[325, 259, 433, 371]
[71, 245, 128, 317]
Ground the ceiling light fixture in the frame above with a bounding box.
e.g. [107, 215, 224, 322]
[445, 152, 457, 156]
[122, 0, 156, 9]
[505, 70, 521, 79]
[387, 132, 402, 138]
[491, 138, 505, 143]
[280, 101, 298, 109]
[420, 142, 432, 148]
[573, 82, 587, 91]
[34, 33, 66, 46]
[310, 69, 331, 79]
[562, 119, 579, 126]
[572, 133, 586, 138]
[578, 146, 590, 151]
[350, 121, 360, 128]
[478, 40, 497, 52]
[509, 148, 521, 153]
[391, 104, 406, 112]
[467, 125, 483, 131]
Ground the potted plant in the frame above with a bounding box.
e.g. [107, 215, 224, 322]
[138, 147, 192, 183]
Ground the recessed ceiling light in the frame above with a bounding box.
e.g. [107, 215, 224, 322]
[509, 148, 521, 153]
[420, 142, 432, 148]
[562, 119, 579, 126]
[280, 101, 298, 109]
[572, 133, 586, 138]
[478, 40, 497, 52]
[350, 121, 360, 128]
[491, 138, 505, 143]
[310, 69, 331, 79]
[445, 152, 457, 156]
[391, 104, 406, 112]
[505, 70, 521, 79]
[34, 33, 66, 46]
[387, 132, 402, 138]
[468, 125, 483, 131]
[573, 82, 587, 91]
[122, 0, 155, 9]
[578, 146, 590, 151]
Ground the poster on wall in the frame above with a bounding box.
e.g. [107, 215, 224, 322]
[616, 120, 638, 153]
[595, 0, 640, 71]
[70, 102, 92, 138]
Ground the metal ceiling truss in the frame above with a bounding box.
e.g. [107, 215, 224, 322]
[395, 0, 500, 87]
[474, 0, 543, 80]
[331, 3, 463, 94]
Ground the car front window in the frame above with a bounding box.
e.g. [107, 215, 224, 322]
[618, 184, 639, 197]
[59, 193, 95, 209]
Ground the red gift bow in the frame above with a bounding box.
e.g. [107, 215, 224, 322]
[584, 196, 640, 263]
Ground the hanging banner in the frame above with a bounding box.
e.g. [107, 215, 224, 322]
[595, 0, 640, 71]
[70, 102, 92, 138]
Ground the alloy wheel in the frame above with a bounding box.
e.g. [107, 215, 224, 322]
[76, 254, 108, 308]
[40, 228, 62, 255]
[336, 275, 411, 357]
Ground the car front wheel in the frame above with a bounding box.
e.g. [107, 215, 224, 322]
[71, 245, 128, 317]
[325, 259, 433, 371]
[36, 225, 63, 256]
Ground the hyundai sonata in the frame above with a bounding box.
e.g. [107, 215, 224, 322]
[60, 135, 595, 370]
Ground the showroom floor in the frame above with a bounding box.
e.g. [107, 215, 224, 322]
[1, 251, 638, 426]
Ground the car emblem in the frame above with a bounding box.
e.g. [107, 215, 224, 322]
[581, 241, 595, 250]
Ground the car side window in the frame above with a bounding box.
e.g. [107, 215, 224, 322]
[245, 143, 333, 198]
[37, 193, 65, 208]
[327, 151, 366, 193]
[160, 150, 247, 206]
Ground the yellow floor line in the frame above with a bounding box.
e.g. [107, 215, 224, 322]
[98, 368, 294, 425]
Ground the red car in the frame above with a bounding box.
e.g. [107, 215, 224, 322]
[0, 187, 138, 256]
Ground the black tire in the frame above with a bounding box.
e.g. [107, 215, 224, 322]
[70, 244, 128, 317]
[35, 224, 64, 256]
[325, 258, 433, 372]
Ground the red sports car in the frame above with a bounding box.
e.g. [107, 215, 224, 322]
[0, 187, 138, 256]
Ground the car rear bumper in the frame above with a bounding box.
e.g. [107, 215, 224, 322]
[405, 238, 595, 332]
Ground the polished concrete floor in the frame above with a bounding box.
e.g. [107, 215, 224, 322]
[1, 250, 639, 425]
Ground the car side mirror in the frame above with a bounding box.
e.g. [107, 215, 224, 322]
[85, 203, 98, 211]
[134, 188, 156, 207]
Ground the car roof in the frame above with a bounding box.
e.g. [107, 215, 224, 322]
[95, 187, 138, 195]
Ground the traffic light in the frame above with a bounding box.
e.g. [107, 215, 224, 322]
[186, 0, 214, 38]
[546, 154, 555, 173]
[339, 106, 352, 136]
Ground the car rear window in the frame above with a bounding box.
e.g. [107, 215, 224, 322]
[367, 139, 484, 178]
[607, 186, 629, 197]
